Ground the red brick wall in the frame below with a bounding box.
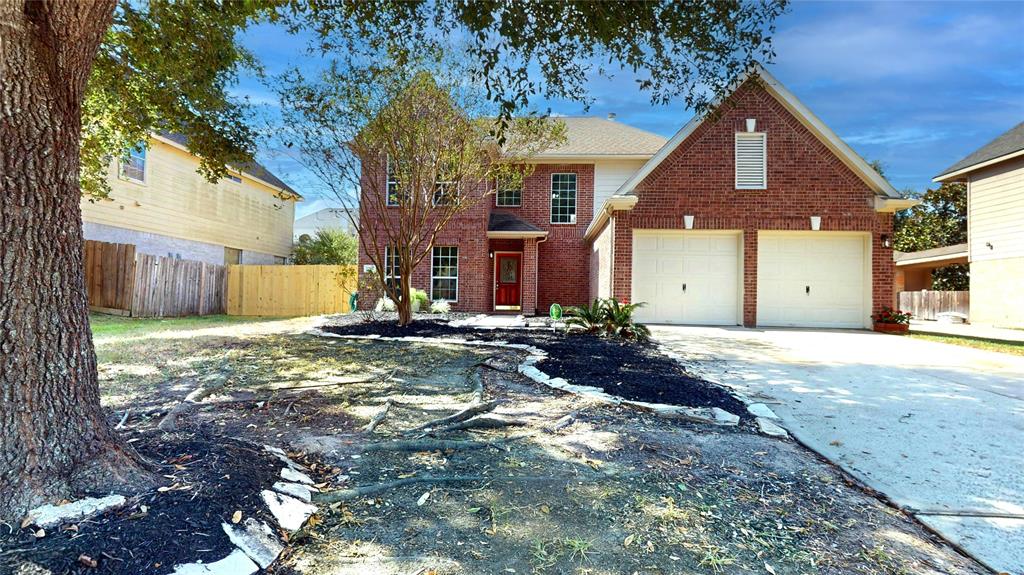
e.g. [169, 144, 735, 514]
[612, 79, 895, 326]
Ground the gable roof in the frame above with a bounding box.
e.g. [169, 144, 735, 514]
[533, 117, 668, 159]
[156, 132, 301, 198]
[613, 64, 901, 200]
[934, 122, 1024, 182]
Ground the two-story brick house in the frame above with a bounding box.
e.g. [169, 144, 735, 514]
[359, 65, 915, 328]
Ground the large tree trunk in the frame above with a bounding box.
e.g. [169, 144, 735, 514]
[0, 0, 153, 521]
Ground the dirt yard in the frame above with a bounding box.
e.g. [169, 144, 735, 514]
[1, 314, 987, 575]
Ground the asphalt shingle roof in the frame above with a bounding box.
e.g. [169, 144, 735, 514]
[489, 211, 544, 233]
[158, 132, 300, 197]
[936, 122, 1024, 179]
[535, 117, 668, 157]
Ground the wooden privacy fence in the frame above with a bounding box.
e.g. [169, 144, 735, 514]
[227, 264, 357, 316]
[898, 290, 969, 321]
[84, 239, 226, 318]
[84, 240, 136, 315]
[132, 253, 227, 317]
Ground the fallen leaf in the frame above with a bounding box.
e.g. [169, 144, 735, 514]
[20, 516, 33, 529]
[78, 554, 98, 568]
[417, 491, 430, 506]
[829, 440, 844, 447]
[764, 562, 777, 574]
[539, 505, 550, 514]
[34, 529, 45, 538]
[231, 510, 242, 524]
[624, 534, 636, 548]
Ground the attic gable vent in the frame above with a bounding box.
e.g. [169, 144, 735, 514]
[735, 132, 767, 190]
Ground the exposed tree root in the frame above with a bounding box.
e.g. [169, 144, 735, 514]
[157, 376, 226, 432]
[543, 410, 580, 434]
[313, 475, 486, 503]
[362, 399, 393, 434]
[406, 399, 502, 434]
[362, 436, 527, 453]
[469, 366, 485, 403]
[429, 415, 528, 434]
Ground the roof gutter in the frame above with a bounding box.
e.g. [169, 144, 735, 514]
[583, 195, 638, 242]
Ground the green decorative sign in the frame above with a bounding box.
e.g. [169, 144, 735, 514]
[549, 303, 563, 320]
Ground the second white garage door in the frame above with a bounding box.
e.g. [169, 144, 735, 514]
[757, 232, 869, 328]
[632, 230, 740, 325]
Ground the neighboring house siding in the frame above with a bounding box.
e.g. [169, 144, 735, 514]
[81, 137, 296, 262]
[593, 159, 647, 218]
[968, 156, 1024, 262]
[83, 221, 225, 264]
[611, 80, 893, 327]
[589, 220, 613, 301]
[967, 156, 1024, 327]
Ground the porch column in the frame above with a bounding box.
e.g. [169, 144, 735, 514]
[522, 238, 539, 316]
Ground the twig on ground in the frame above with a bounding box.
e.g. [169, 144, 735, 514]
[362, 399, 394, 434]
[543, 410, 580, 434]
[313, 475, 486, 504]
[157, 376, 226, 432]
[115, 409, 131, 430]
[406, 399, 502, 434]
[469, 366, 485, 403]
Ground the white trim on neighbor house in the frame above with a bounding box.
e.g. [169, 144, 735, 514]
[933, 148, 1024, 182]
[874, 197, 920, 212]
[608, 63, 902, 202]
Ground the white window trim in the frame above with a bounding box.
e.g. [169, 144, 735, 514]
[430, 246, 459, 302]
[735, 132, 767, 190]
[226, 172, 243, 184]
[432, 181, 458, 207]
[495, 177, 523, 207]
[120, 145, 147, 184]
[386, 156, 400, 207]
[550, 172, 578, 225]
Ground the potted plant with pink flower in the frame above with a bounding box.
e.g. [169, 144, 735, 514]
[871, 306, 912, 334]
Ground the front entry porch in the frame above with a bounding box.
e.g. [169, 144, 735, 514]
[487, 212, 546, 315]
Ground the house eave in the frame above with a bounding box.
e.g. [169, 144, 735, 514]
[874, 197, 920, 212]
[486, 230, 549, 239]
[933, 148, 1024, 182]
[583, 195, 638, 242]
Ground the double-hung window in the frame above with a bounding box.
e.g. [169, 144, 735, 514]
[735, 132, 767, 190]
[383, 246, 401, 290]
[496, 175, 522, 207]
[550, 173, 577, 224]
[121, 143, 147, 183]
[431, 246, 458, 301]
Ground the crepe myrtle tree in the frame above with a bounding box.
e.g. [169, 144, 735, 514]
[279, 69, 564, 326]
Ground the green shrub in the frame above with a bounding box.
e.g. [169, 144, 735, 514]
[292, 228, 357, 264]
[565, 298, 650, 341]
[410, 288, 430, 312]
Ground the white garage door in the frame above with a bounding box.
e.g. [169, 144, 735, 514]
[632, 231, 740, 325]
[757, 232, 868, 328]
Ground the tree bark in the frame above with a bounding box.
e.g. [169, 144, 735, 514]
[0, 0, 154, 521]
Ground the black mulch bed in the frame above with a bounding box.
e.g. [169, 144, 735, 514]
[0, 429, 284, 575]
[323, 320, 748, 417]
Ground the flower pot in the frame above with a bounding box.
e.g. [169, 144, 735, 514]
[873, 322, 909, 334]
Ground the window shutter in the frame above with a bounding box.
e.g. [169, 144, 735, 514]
[735, 133, 767, 189]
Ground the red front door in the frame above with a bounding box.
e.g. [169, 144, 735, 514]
[494, 253, 522, 309]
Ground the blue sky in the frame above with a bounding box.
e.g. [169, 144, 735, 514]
[235, 1, 1024, 217]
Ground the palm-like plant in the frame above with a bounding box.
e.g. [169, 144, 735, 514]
[564, 298, 650, 341]
[564, 299, 606, 334]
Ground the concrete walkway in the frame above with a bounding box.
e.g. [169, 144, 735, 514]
[651, 325, 1024, 574]
[911, 319, 1024, 343]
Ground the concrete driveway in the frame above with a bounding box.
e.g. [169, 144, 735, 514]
[651, 325, 1024, 574]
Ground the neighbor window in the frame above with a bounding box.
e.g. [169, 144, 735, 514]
[384, 246, 401, 290]
[735, 132, 767, 189]
[550, 173, 577, 224]
[121, 143, 147, 182]
[224, 247, 241, 265]
[226, 173, 242, 184]
[431, 246, 459, 301]
[386, 157, 401, 206]
[496, 176, 522, 207]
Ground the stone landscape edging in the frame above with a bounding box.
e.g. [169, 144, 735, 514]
[311, 328, 743, 427]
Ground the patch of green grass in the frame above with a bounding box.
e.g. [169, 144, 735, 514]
[908, 333, 1024, 356]
[89, 312, 265, 340]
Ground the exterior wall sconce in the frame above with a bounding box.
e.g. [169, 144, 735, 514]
[683, 215, 695, 229]
[810, 216, 821, 231]
[986, 242, 994, 250]
[489, 251, 494, 259]
[881, 234, 891, 248]
[745, 118, 757, 132]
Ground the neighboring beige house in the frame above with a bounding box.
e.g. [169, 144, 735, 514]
[294, 207, 359, 240]
[82, 132, 301, 265]
[934, 121, 1024, 327]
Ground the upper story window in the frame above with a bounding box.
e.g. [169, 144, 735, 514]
[735, 132, 767, 190]
[550, 173, 577, 224]
[226, 173, 242, 184]
[121, 143, 147, 183]
[386, 156, 402, 206]
[496, 175, 522, 207]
